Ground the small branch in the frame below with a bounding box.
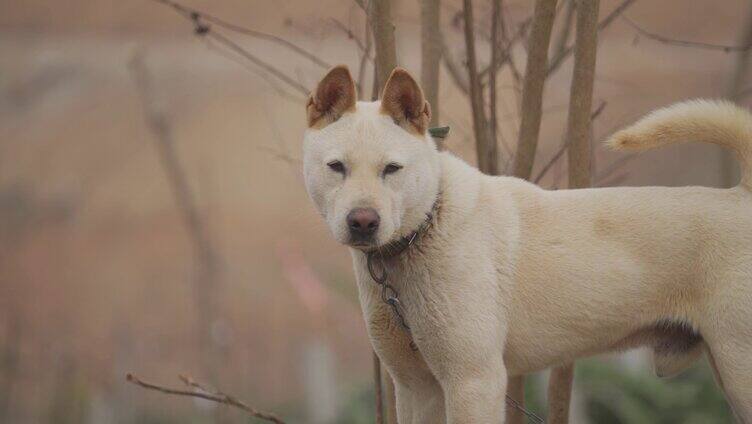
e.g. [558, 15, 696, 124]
[330, 18, 372, 96]
[440, 33, 470, 95]
[208, 31, 310, 95]
[126, 373, 285, 424]
[550, 0, 575, 63]
[478, 17, 532, 81]
[624, 16, 752, 53]
[150, 0, 330, 69]
[547, 0, 636, 76]
[150, 0, 311, 96]
[331, 18, 371, 55]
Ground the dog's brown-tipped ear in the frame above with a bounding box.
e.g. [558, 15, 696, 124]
[380, 68, 431, 135]
[307, 65, 357, 128]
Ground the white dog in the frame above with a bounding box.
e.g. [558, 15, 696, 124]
[302, 65, 752, 423]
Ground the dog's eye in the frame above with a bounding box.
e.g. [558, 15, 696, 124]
[383, 163, 403, 176]
[327, 160, 346, 174]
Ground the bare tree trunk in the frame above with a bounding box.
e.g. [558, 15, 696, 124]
[130, 53, 223, 388]
[421, 0, 441, 128]
[373, 353, 384, 424]
[722, 4, 752, 187]
[368, 3, 399, 420]
[512, 0, 557, 180]
[548, 364, 575, 424]
[550, 3, 600, 422]
[489, 0, 502, 164]
[566, 0, 599, 189]
[370, 0, 398, 93]
[463, 0, 497, 174]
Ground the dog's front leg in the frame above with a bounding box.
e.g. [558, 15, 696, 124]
[439, 355, 507, 423]
[394, 376, 445, 424]
[409, 282, 509, 423]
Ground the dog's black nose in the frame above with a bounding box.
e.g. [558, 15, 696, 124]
[347, 208, 380, 238]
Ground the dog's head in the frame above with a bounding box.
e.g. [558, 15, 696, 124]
[303, 66, 441, 249]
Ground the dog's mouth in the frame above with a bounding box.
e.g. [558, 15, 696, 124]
[346, 240, 377, 250]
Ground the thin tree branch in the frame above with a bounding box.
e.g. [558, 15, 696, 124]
[440, 33, 470, 95]
[126, 374, 285, 424]
[478, 18, 533, 81]
[331, 18, 371, 55]
[624, 15, 752, 53]
[207, 29, 309, 95]
[150, 0, 310, 96]
[512, 0, 557, 180]
[547, 0, 636, 76]
[550, 0, 576, 63]
[150, 0, 330, 69]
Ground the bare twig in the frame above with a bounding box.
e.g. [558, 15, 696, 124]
[126, 374, 285, 424]
[331, 18, 371, 55]
[624, 16, 752, 53]
[330, 18, 372, 95]
[478, 18, 533, 81]
[151, 0, 330, 69]
[547, 0, 636, 76]
[206, 30, 310, 95]
[440, 33, 470, 95]
[150, 0, 310, 96]
[550, 0, 575, 63]
[512, 0, 557, 180]
[201, 37, 304, 102]
[594, 154, 633, 186]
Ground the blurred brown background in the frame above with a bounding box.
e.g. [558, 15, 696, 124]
[1, 0, 749, 422]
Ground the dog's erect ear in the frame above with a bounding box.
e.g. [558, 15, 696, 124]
[380, 68, 431, 135]
[307, 65, 357, 128]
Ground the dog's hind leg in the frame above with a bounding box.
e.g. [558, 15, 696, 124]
[703, 279, 752, 423]
[704, 340, 752, 423]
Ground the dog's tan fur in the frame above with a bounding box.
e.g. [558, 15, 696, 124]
[303, 67, 752, 423]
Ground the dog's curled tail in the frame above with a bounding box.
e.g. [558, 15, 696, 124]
[606, 99, 752, 189]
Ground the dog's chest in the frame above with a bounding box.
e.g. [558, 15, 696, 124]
[352, 254, 435, 374]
